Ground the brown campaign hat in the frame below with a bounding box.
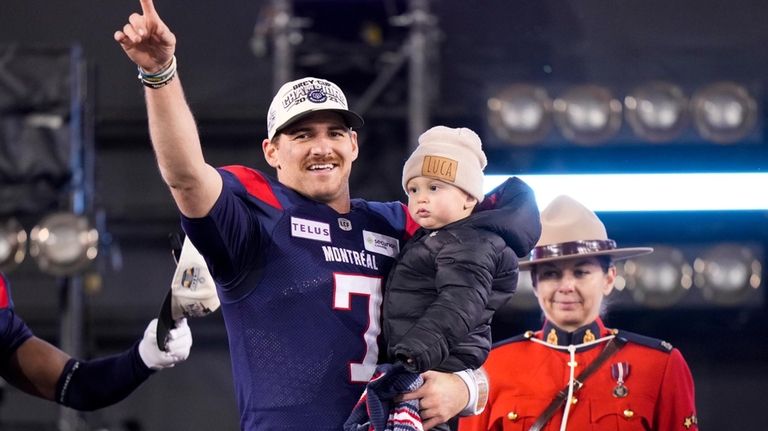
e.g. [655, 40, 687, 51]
[520, 195, 653, 269]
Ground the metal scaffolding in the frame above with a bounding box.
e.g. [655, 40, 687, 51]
[260, 0, 439, 151]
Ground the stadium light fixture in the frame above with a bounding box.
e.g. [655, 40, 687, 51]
[0, 218, 28, 272]
[694, 244, 762, 305]
[624, 81, 688, 142]
[621, 246, 692, 308]
[487, 84, 553, 145]
[553, 84, 622, 145]
[691, 81, 757, 144]
[29, 212, 98, 276]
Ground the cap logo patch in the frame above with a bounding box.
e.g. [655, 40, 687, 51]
[281, 80, 348, 112]
[307, 88, 327, 103]
[421, 155, 457, 183]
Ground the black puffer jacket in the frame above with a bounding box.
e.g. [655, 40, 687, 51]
[381, 177, 541, 373]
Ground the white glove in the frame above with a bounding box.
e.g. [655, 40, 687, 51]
[139, 318, 192, 370]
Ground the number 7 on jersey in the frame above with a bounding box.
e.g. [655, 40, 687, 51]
[333, 273, 383, 383]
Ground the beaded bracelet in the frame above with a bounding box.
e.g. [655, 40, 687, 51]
[137, 56, 177, 89]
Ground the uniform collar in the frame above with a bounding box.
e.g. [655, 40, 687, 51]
[536, 318, 612, 347]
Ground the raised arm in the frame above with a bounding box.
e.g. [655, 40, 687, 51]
[114, 0, 221, 218]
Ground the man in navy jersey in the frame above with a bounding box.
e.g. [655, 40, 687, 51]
[115, 1, 481, 429]
[0, 272, 191, 411]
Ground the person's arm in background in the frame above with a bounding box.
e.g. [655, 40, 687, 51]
[1, 315, 191, 411]
[114, 0, 221, 219]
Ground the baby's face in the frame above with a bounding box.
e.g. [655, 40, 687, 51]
[405, 176, 476, 229]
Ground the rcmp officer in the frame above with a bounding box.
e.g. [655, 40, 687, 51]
[459, 195, 699, 431]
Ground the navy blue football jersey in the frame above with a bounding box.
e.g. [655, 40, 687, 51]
[0, 273, 34, 364]
[182, 166, 415, 430]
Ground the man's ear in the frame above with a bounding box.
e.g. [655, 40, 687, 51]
[350, 130, 359, 162]
[262, 138, 279, 168]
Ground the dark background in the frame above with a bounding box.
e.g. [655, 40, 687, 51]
[0, 0, 766, 429]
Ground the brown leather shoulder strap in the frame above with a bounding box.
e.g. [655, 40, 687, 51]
[528, 337, 627, 431]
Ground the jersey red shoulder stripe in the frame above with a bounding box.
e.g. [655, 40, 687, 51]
[401, 203, 419, 239]
[0, 274, 10, 309]
[222, 165, 283, 210]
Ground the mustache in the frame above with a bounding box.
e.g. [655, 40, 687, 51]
[305, 156, 340, 165]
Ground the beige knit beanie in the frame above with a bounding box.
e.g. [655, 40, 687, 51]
[402, 125, 488, 202]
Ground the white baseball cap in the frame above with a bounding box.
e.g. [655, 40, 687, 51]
[156, 236, 220, 351]
[266, 77, 364, 140]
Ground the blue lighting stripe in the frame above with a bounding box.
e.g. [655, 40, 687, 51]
[485, 173, 768, 211]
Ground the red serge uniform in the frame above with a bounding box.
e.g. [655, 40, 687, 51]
[459, 318, 698, 431]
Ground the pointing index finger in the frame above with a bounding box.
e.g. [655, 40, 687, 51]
[139, 0, 157, 17]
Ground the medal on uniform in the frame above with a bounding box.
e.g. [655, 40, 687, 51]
[611, 362, 630, 398]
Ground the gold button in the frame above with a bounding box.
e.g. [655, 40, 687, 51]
[623, 409, 634, 418]
[507, 412, 519, 421]
[570, 397, 578, 405]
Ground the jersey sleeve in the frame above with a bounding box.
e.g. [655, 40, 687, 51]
[363, 200, 416, 240]
[0, 274, 34, 362]
[181, 166, 282, 289]
[656, 348, 699, 430]
[401, 203, 420, 238]
[0, 309, 34, 362]
[0, 272, 12, 309]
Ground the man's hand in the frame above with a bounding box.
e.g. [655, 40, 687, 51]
[397, 370, 468, 430]
[138, 318, 192, 370]
[114, 0, 176, 72]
